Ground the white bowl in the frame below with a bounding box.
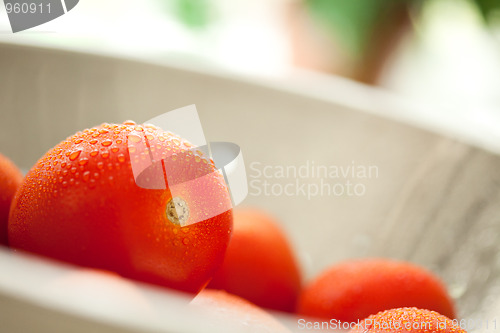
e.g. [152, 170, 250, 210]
[0, 42, 499, 332]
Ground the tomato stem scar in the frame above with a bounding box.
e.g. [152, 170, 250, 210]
[166, 197, 189, 226]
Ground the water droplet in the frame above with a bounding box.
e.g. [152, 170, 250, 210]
[75, 172, 80, 179]
[195, 156, 201, 163]
[82, 171, 90, 182]
[90, 150, 98, 157]
[134, 126, 144, 132]
[89, 139, 98, 145]
[73, 138, 83, 144]
[69, 178, 75, 186]
[172, 139, 180, 146]
[62, 181, 68, 188]
[117, 154, 126, 163]
[99, 128, 109, 134]
[70, 166, 77, 174]
[123, 120, 136, 125]
[92, 132, 100, 138]
[108, 175, 114, 182]
[101, 139, 112, 147]
[146, 134, 154, 141]
[107, 163, 113, 170]
[94, 172, 100, 179]
[111, 147, 119, 153]
[61, 162, 67, 168]
[159, 137, 165, 142]
[62, 169, 68, 176]
[69, 150, 82, 161]
[182, 238, 189, 245]
[101, 150, 110, 159]
[128, 134, 142, 143]
[116, 139, 122, 144]
[128, 146, 136, 153]
[58, 176, 63, 183]
[53, 190, 58, 198]
[97, 161, 104, 169]
[79, 158, 89, 166]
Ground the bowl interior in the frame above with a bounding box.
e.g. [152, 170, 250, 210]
[0, 43, 499, 332]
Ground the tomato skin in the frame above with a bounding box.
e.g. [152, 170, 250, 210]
[0, 153, 23, 246]
[349, 307, 465, 333]
[8, 123, 233, 293]
[297, 259, 456, 322]
[208, 208, 302, 313]
[191, 289, 291, 333]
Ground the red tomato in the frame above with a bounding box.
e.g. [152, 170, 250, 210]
[208, 208, 302, 312]
[0, 153, 23, 246]
[297, 259, 456, 322]
[191, 289, 291, 332]
[349, 307, 465, 333]
[8, 122, 233, 293]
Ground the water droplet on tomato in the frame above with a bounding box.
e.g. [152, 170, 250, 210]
[79, 158, 89, 166]
[69, 150, 82, 161]
[73, 138, 83, 144]
[90, 150, 98, 157]
[97, 161, 104, 169]
[89, 139, 98, 144]
[101, 139, 112, 147]
[128, 134, 142, 143]
[117, 154, 126, 163]
[101, 150, 110, 159]
[82, 171, 90, 182]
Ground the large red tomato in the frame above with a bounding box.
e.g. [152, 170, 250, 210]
[8, 121, 233, 293]
[0, 153, 23, 246]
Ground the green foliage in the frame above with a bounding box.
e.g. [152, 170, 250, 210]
[304, 0, 498, 59]
[474, 0, 500, 21]
[171, 0, 213, 30]
[304, 0, 411, 57]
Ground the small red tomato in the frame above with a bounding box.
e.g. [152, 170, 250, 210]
[349, 307, 466, 333]
[9, 122, 233, 293]
[0, 153, 23, 246]
[191, 289, 291, 333]
[208, 208, 302, 313]
[297, 259, 456, 322]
